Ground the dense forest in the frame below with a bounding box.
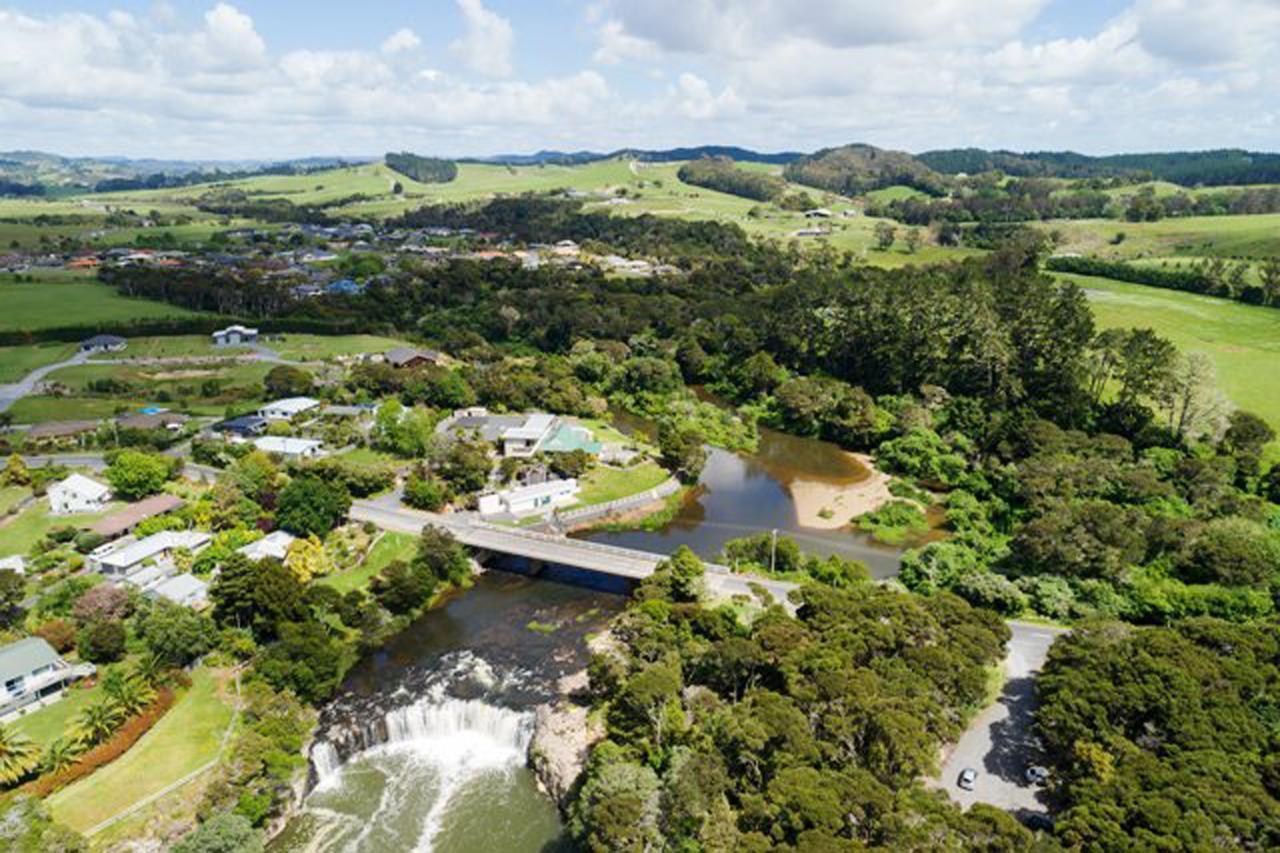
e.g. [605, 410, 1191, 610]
[384, 151, 459, 184]
[568, 551, 1029, 850]
[783, 144, 950, 197]
[676, 157, 786, 202]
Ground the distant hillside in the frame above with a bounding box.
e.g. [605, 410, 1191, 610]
[783, 144, 948, 197]
[465, 145, 804, 167]
[676, 156, 786, 201]
[919, 148, 1280, 186]
[384, 151, 458, 184]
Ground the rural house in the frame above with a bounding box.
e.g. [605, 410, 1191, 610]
[253, 436, 325, 459]
[384, 347, 444, 369]
[259, 397, 321, 421]
[90, 494, 185, 540]
[237, 530, 296, 562]
[78, 334, 127, 354]
[0, 637, 95, 721]
[48, 473, 111, 515]
[211, 324, 259, 346]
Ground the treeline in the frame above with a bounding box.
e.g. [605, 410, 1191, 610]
[193, 191, 339, 224]
[920, 147, 1280, 186]
[676, 156, 784, 201]
[872, 181, 1280, 226]
[1047, 255, 1280, 307]
[385, 152, 458, 184]
[568, 551, 1027, 850]
[91, 161, 353, 194]
[0, 179, 43, 197]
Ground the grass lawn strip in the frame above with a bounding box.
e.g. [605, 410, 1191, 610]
[319, 530, 416, 595]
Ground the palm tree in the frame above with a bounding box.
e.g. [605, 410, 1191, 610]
[40, 737, 85, 775]
[106, 675, 155, 718]
[132, 653, 169, 689]
[0, 724, 39, 786]
[74, 700, 124, 747]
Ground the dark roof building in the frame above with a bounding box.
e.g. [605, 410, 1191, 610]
[212, 415, 268, 437]
[90, 494, 186, 540]
[385, 347, 444, 369]
[79, 334, 127, 353]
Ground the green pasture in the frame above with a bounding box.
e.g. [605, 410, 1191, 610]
[0, 341, 76, 382]
[1045, 213, 1280, 260]
[0, 277, 206, 332]
[1069, 272, 1280, 449]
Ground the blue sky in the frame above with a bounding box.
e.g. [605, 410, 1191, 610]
[0, 1, 1275, 159]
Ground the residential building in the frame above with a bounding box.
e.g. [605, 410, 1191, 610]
[25, 420, 99, 444]
[0, 637, 94, 720]
[237, 530, 296, 562]
[116, 411, 188, 432]
[552, 239, 580, 257]
[0, 556, 24, 575]
[478, 478, 579, 517]
[439, 408, 601, 458]
[48, 473, 111, 515]
[253, 436, 324, 459]
[212, 414, 267, 439]
[91, 530, 211, 575]
[90, 494, 185, 540]
[211, 324, 259, 346]
[79, 334, 127, 354]
[259, 397, 322, 421]
[151, 574, 210, 608]
[384, 347, 444, 369]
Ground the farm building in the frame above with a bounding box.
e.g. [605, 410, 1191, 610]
[48, 473, 111, 515]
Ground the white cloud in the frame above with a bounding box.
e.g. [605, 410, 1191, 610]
[673, 72, 744, 120]
[381, 27, 421, 55]
[450, 0, 514, 77]
[1133, 0, 1280, 67]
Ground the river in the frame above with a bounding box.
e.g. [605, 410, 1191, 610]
[270, 573, 620, 852]
[275, 417, 901, 850]
[582, 413, 905, 579]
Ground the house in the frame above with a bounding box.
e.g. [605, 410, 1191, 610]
[440, 408, 601, 458]
[48, 473, 111, 515]
[211, 325, 259, 346]
[384, 347, 444, 369]
[478, 478, 579, 517]
[212, 414, 267, 439]
[551, 239, 580, 258]
[25, 420, 99, 443]
[78, 334, 127, 354]
[0, 637, 94, 721]
[237, 530, 296, 562]
[804, 208, 834, 219]
[90, 494, 185, 540]
[116, 411, 188, 432]
[253, 436, 324, 459]
[0, 556, 24, 575]
[500, 413, 558, 457]
[151, 574, 210, 609]
[91, 530, 211, 575]
[326, 278, 364, 296]
[259, 397, 321, 421]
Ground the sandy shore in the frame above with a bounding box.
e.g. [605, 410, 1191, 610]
[789, 452, 893, 530]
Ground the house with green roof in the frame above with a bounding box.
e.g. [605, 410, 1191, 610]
[0, 637, 95, 721]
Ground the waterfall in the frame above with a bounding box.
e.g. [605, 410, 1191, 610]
[310, 741, 343, 784]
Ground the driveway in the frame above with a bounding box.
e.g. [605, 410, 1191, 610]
[0, 351, 88, 413]
[931, 621, 1067, 816]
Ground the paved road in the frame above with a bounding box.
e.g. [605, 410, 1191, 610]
[0, 351, 89, 413]
[932, 621, 1068, 816]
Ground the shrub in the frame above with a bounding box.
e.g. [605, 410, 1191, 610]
[77, 620, 127, 664]
[33, 619, 77, 653]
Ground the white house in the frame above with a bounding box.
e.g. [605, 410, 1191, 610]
[258, 397, 322, 421]
[237, 530, 296, 562]
[48, 473, 111, 515]
[91, 530, 211, 575]
[478, 478, 579, 517]
[0, 637, 94, 720]
[0, 556, 24, 576]
[211, 324, 259, 346]
[151, 574, 210, 609]
[253, 436, 324, 459]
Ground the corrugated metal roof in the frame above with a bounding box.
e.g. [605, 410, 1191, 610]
[0, 637, 60, 684]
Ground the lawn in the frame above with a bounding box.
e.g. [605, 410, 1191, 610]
[0, 342, 77, 383]
[320, 531, 416, 594]
[89, 335, 238, 360]
[0, 499, 121, 556]
[10, 681, 105, 749]
[47, 667, 237, 835]
[571, 461, 671, 508]
[0, 278, 207, 332]
[1069, 272, 1280, 455]
[0, 485, 30, 516]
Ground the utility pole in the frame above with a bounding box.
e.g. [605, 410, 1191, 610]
[770, 528, 777, 574]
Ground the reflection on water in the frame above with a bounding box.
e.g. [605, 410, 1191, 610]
[589, 412, 903, 579]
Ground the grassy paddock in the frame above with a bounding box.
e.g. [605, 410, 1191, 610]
[0, 278, 206, 332]
[0, 499, 121, 556]
[1070, 272, 1280, 455]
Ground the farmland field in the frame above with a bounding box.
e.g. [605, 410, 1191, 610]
[0, 276, 208, 332]
[0, 341, 76, 382]
[1045, 213, 1280, 260]
[1067, 272, 1280, 452]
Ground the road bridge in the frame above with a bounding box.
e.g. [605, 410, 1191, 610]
[350, 500, 797, 604]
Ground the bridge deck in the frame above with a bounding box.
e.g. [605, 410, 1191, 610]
[350, 501, 796, 603]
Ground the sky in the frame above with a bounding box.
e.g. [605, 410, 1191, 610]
[0, 0, 1277, 160]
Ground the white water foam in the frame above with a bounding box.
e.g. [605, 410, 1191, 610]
[305, 656, 535, 850]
